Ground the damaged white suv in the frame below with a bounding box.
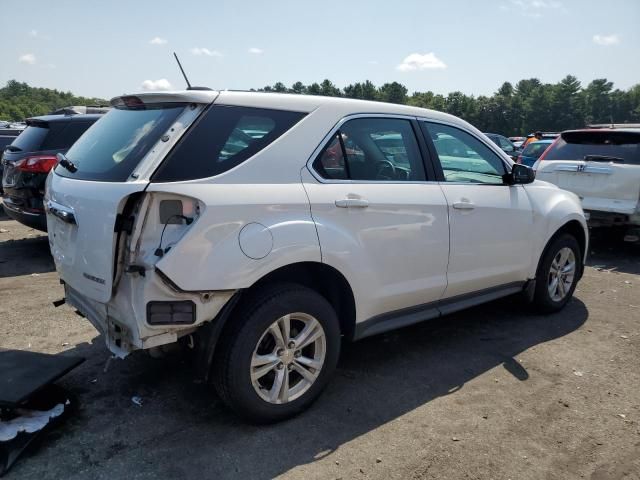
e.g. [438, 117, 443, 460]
[45, 90, 587, 422]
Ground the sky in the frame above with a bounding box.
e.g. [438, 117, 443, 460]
[3, 0, 639, 100]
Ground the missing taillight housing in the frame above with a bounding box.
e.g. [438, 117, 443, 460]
[147, 301, 195, 325]
[16, 155, 58, 174]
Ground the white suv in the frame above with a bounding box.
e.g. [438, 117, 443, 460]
[533, 128, 640, 242]
[45, 90, 587, 422]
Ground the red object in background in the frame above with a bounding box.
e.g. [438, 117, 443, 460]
[16, 155, 58, 174]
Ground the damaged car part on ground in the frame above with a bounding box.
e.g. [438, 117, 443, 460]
[0, 350, 84, 476]
[46, 90, 588, 423]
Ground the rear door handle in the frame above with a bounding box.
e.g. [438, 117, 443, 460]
[452, 201, 475, 210]
[335, 198, 369, 208]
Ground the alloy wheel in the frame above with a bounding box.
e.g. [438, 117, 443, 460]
[250, 313, 326, 404]
[548, 247, 576, 302]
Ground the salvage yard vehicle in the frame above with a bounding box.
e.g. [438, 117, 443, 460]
[45, 90, 588, 422]
[2, 112, 106, 230]
[517, 139, 554, 167]
[534, 128, 640, 242]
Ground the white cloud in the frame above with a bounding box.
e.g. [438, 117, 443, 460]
[190, 47, 222, 57]
[593, 34, 620, 46]
[19, 53, 36, 65]
[248, 47, 263, 54]
[149, 36, 167, 45]
[29, 29, 38, 37]
[368, 60, 379, 65]
[140, 78, 173, 91]
[502, 0, 562, 17]
[396, 53, 446, 72]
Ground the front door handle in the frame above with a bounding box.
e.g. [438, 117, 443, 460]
[452, 201, 475, 210]
[335, 198, 369, 208]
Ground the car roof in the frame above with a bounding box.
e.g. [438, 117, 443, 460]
[113, 89, 466, 126]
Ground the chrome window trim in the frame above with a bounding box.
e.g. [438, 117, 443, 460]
[306, 113, 513, 186]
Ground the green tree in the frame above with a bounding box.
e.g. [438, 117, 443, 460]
[378, 82, 408, 104]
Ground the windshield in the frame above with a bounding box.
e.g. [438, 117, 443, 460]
[55, 104, 186, 181]
[544, 131, 640, 165]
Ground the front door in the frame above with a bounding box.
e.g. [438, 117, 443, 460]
[303, 116, 450, 323]
[420, 121, 534, 299]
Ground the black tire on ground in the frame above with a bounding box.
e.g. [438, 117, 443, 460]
[212, 282, 341, 423]
[533, 233, 582, 313]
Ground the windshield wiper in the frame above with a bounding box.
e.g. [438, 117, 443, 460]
[56, 152, 78, 173]
[584, 155, 624, 163]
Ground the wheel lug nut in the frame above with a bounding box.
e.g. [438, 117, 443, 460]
[294, 350, 301, 358]
[287, 364, 294, 371]
[277, 363, 284, 370]
[276, 349, 284, 357]
[287, 341, 295, 349]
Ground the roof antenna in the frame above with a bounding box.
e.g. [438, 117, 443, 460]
[173, 52, 192, 89]
[173, 52, 212, 91]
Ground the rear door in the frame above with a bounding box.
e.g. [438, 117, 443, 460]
[46, 98, 207, 303]
[304, 116, 450, 321]
[535, 130, 640, 214]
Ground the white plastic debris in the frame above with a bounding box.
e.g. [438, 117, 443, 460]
[0, 404, 65, 441]
[573, 370, 584, 377]
[131, 396, 143, 407]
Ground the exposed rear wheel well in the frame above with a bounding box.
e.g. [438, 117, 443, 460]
[248, 262, 357, 340]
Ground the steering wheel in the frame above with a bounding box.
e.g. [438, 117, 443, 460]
[375, 160, 396, 180]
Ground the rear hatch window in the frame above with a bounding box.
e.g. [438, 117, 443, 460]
[7, 124, 52, 152]
[544, 131, 640, 164]
[55, 104, 186, 182]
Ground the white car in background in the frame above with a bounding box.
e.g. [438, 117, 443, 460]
[45, 90, 587, 422]
[534, 128, 640, 242]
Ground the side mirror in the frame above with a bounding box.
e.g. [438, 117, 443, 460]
[509, 163, 535, 184]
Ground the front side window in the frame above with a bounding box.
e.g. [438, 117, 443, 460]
[422, 122, 506, 184]
[153, 105, 305, 182]
[313, 117, 426, 181]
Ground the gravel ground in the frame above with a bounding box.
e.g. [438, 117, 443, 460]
[1, 211, 639, 480]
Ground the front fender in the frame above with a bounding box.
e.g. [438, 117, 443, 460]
[524, 182, 589, 277]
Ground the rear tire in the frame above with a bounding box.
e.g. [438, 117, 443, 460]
[212, 283, 340, 423]
[533, 234, 582, 313]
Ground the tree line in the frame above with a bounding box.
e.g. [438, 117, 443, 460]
[0, 80, 107, 122]
[258, 76, 640, 136]
[1, 76, 639, 136]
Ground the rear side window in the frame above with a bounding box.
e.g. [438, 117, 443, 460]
[56, 104, 186, 182]
[153, 105, 305, 182]
[544, 131, 640, 165]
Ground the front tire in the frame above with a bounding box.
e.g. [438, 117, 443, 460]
[533, 233, 582, 313]
[212, 283, 340, 423]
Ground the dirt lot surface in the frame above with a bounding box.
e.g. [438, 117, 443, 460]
[1, 211, 639, 480]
